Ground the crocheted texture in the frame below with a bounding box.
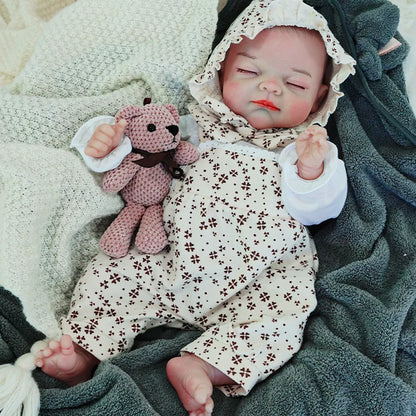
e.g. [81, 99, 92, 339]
[0, 0, 217, 337]
[100, 103, 199, 257]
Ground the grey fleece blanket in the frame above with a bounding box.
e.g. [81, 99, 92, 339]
[1, 0, 416, 415]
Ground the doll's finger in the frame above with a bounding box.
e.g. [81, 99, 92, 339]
[112, 119, 127, 147]
[305, 125, 327, 140]
[84, 145, 102, 158]
[85, 139, 114, 157]
[91, 130, 114, 145]
[306, 124, 326, 134]
[85, 135, 111, 151]
[296, 130, 311, 143]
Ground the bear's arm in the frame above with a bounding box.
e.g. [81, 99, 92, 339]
[174, 141, 199, 165]
[102, 154, 141, 193]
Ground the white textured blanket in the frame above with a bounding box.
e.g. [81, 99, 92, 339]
[0, 0, 218, 337]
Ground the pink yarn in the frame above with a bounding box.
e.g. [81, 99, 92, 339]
[100, 102, 199, 258]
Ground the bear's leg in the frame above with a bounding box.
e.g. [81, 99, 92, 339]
[135, 204, 168, 254]
[100, 203, 145, 258]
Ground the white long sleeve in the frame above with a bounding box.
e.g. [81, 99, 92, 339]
[279, 141, 347, 225]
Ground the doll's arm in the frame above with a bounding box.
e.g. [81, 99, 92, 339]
[174, 141, 199, 165]
[102, 154, 141, 193]
[279, 140, 347, 225]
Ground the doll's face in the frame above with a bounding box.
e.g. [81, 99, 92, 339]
[221, 26, 329, 129]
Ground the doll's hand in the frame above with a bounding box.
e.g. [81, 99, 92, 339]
[85, 119, 127, 158]
[295, 125, 329, 180]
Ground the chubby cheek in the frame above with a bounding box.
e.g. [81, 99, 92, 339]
[222, 80, 244, 114]
[286, 99, 314, 126]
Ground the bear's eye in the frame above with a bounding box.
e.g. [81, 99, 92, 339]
[147, 123, 156, 132]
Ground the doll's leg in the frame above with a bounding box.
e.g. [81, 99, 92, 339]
[100, 203, 145, 258]
[37, 249, 177, 385]
[175, 261, 317, 400]
[135, 204, 168, 254]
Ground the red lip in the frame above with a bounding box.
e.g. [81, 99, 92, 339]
[253, 100, 280, 111]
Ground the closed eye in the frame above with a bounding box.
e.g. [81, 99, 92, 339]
[237, 68, 258, 75]
[287, 82, 306, 90]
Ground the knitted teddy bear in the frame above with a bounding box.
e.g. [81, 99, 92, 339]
[99, 99, 199, 258]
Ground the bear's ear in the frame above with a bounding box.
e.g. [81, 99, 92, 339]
[165, 104, 180, 125]
[115, 105, 142, 123]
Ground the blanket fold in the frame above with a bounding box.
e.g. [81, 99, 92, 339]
[0, 0, 415, 414]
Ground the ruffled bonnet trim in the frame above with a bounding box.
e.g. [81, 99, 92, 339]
[189, 0, 356, 148]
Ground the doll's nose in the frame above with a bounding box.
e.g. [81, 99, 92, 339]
[260, 80, 282, 95]
[166, 125, 179, 137]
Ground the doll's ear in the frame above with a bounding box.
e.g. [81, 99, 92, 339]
[115, 105, 143, 123]
[165, 104, 180, 125]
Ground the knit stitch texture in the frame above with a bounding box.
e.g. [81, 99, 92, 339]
[0, 0, 76, 85]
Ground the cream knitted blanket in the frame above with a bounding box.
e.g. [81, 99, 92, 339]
[0, 0, 218, 337]
[0, 0, 76, 85]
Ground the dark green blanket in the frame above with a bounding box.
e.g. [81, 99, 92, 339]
[1, 0, 416, 414]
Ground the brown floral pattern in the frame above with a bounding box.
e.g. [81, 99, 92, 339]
[61, 144, 317, 397]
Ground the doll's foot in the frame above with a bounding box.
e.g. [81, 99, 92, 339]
[35, 334, 99, 386]
[166, 354, 234, 416]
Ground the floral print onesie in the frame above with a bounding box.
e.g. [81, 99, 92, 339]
[64, 0, 355, 396]
[62, 139, 318, 395]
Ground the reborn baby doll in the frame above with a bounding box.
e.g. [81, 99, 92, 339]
[36, 1, 355, 415]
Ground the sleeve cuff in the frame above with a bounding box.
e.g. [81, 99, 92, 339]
[279, 141, 340, 194]
[279, 141, 348, 225]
